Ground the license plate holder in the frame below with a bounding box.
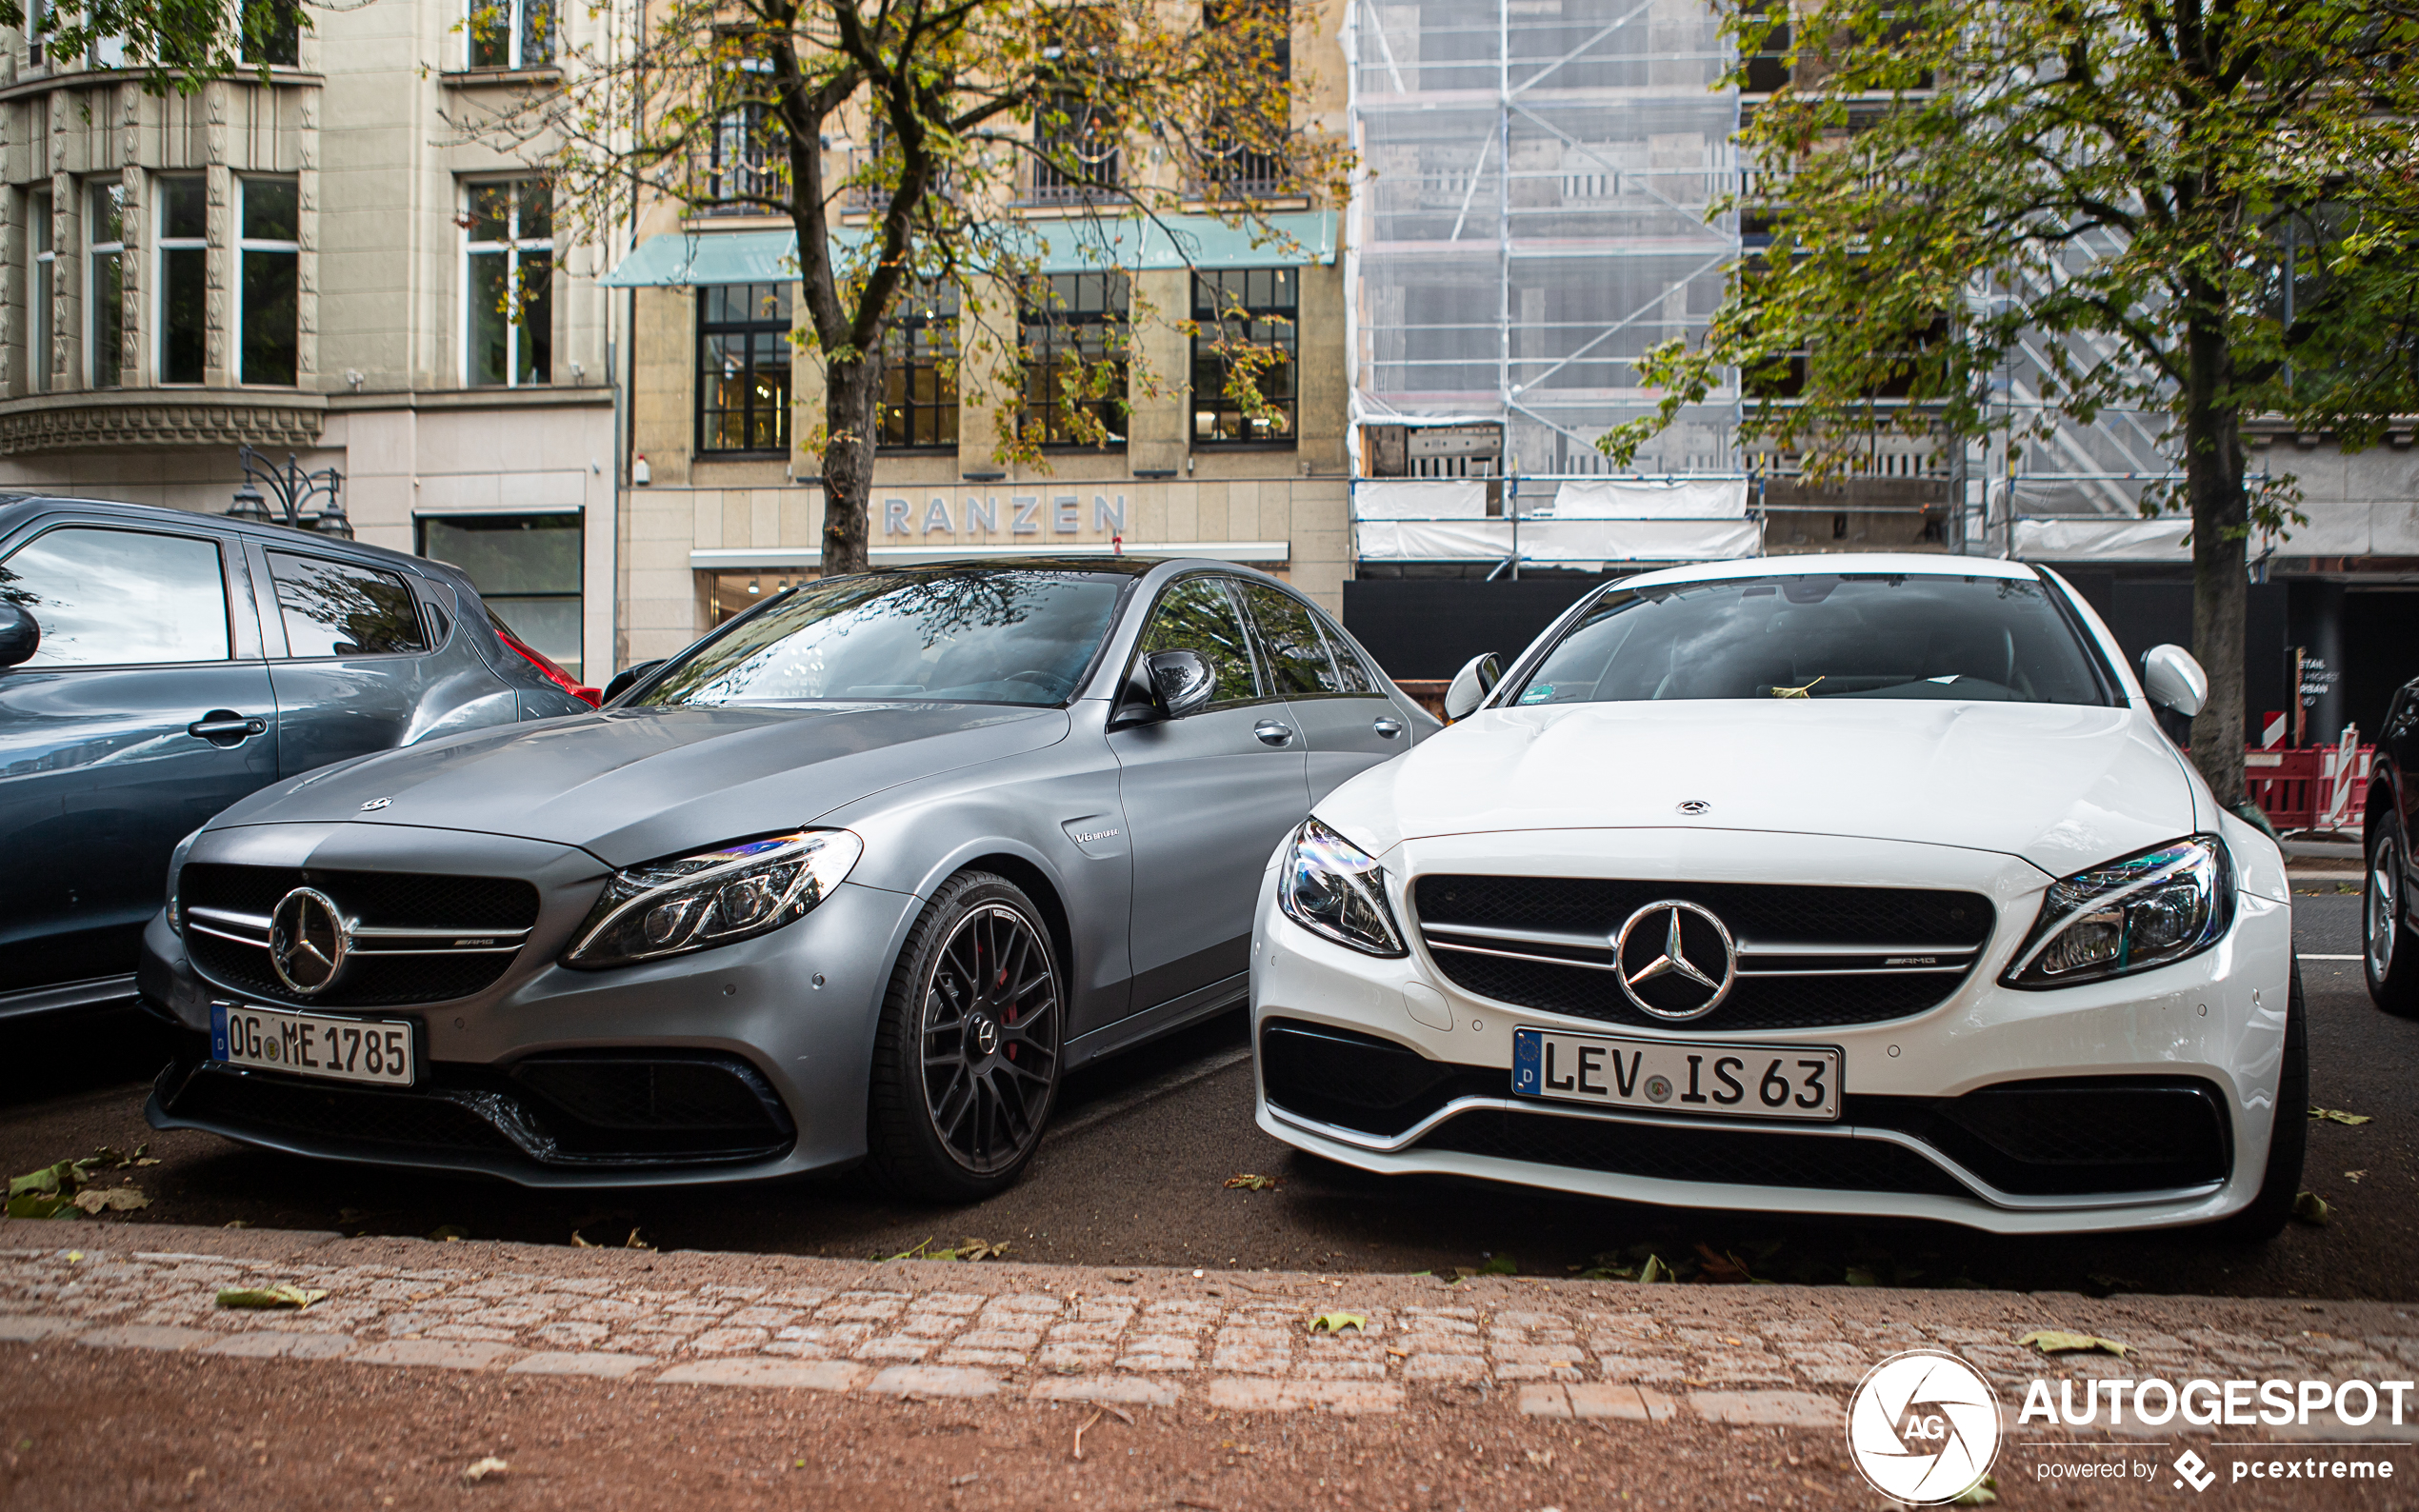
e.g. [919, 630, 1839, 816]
[210, 1002, 417, 1087]
[1511, 1026, 1841, 1121]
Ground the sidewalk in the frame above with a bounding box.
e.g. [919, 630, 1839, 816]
[1, 1224, 2414, 1507]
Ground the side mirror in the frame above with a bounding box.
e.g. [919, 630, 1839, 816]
[2140, 644, 2208, 718]
[602, 659, 667, 705]
[1145, 648, 1216, 720]
[1443, 652, 1502, 722]
[0, 602, 38, 668]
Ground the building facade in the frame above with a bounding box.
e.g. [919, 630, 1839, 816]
[0, 4, 617, 681]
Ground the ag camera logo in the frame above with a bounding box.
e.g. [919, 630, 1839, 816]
[1846, 1349, 2003, 1505]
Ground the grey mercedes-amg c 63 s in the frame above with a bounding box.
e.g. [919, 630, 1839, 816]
[137, 557, 1433, 1199]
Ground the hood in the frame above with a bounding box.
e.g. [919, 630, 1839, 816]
[211, 704, 1070, 867]
[1317, 699, 2202, 878]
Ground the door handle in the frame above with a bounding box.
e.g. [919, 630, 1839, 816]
[188, 711, 269, 746]
[1372, 718, 1406, 739]
[1253, 720, 1294, 746]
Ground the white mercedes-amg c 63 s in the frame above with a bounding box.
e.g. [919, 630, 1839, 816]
[1250, 554, 2303, 1237]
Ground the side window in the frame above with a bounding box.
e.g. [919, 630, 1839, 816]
[1313, 612, 1384, 695]
[0, 527, 230, 666]
[1135, 576, 1259, 709]
[267, 551, 430, 658]
[1240, 583, 1344, 696]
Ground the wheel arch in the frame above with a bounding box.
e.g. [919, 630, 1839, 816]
[956, 850, 1076, 993]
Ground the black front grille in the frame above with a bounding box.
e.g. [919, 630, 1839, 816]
[1882, 1078, 2231, 1195]
[1412, 875, 1994, 1030]
[1258, 1020, 1499, 1138]
[180, 864, 541, 1007]
[158, 1047, 796, 1168]
[1416, 1106, 1972, 1199]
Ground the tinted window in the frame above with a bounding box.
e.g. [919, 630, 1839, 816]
[1511, 574, 2111, 707]
[0, 527, 230, 666]
[1137, 576, 1259, 708]
[1240, 583, 1344, 696]
[268, 551, 429, 658]
[1314, 614, 1385, 695]
[638, 569, 1123, 707]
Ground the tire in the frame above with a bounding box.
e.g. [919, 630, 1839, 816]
[2364, 826, 2419, 1018]
[865, 871, 1063, 1203]
[2210, 959, 2308, 1243]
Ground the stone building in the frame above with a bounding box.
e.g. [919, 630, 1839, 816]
[0, 1, 617, 681]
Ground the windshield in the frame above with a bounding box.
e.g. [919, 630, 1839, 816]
[1508, 574, 2110, 707]
[636, 570, 1125, 708]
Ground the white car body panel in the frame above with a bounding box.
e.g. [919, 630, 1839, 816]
[1249, 554, 2294, 1234]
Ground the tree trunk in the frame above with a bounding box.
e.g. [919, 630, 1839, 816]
[820, 348, 884, 577]
[2181, 308, 2249, 811]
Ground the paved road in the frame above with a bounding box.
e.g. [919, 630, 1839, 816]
[4, 892, 2409, 1301]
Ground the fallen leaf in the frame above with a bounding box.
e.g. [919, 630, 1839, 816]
[1475, 1253, 1518, 1277]
[2293, 1190, 2331, 1226]
[429, 1224, 470, 1243]
[950, 1237, 1010, 1263]
[7, 1163, 73, 1200]
[2016, 1330, 2129, 1358]
[1308, 1312, 1367, 1335]
[1222, 1174, 1278, 1191]
[4, 1193, 79, 1220]
[624, 1227, 654, 1251]
[2310, 1107, 2372, 1125]
[1693, 1243, 1765, 1285]
[570, 1231, 598, 1247]
[222, 1220, 250, 1229]
[460, 1457, 509, 1484]
[70, 1187, 148, 1214]
[1843, 1265, 1880, 1287]
[1949, 1475, 1999, 1505]
[1637, 1254, 1673, 1284]
[217, 1284, 329, 1310]
[2346, 1170, 2367, 1184]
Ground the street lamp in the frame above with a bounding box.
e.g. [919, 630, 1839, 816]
[227, 446, 350, 539]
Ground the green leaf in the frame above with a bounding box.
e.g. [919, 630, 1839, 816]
[1637, 1254, 1672, 1284]
[1223, 1174, 1278, 1191]
[216, 1284, 328, 1310]
[1308, 1312, 1367, 1334]
[2293, 1190, 2331, 1225]
[1476, 1253, 1518, 1276]
[2309, 1107, 2372, 1125]
[2017, 1330, 2129, 1358]
[8, 1162, 74, 1200]
[5, 1193, 79, 1220]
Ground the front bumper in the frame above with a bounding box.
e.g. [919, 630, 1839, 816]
[1249, 828, 2294, 1235]
[140, 821, 925, 1188]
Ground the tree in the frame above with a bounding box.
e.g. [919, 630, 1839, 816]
[0, 0, 309, 91]
[468, 0, 1346, 574]
[1599, 0, 2419, 808]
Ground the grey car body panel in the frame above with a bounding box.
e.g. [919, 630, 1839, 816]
[139, 556, 1431, 1185]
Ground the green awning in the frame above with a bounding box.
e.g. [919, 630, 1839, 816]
[599, 211, 1336, 288]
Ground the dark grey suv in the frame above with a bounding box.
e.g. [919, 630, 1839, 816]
[0, 495, 593, 1022]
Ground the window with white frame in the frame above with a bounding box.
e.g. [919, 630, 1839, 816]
[88, 180, 124, 388]
[465, 180, 551, 386]
[156, 175, 206, 385]
[30, 190, 52, 392]
[467, 0, 553, 69]
[238, 176, 299, 386]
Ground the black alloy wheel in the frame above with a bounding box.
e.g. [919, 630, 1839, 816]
[2366, 826, 2419, 1017]
[867, 871, 1062, 1201]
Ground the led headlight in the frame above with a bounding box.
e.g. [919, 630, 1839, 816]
[1278, 818, 1406, 958]
[566, 829, 862, 968]
[2002, 833, 2233, 988]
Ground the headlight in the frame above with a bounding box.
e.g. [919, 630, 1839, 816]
[1278, 818, 1406, 958]
[2002, 833, 2233, 988]
[166, 827, 204, 937]
[565, 829, 863, 968]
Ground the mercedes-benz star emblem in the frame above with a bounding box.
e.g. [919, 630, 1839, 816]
[269, 887, 350, 996]
[971, 1017, 1000, 1057]
[1675, 799, 1710, 816]
[1611, 900, 1737, 1021]
[360, 796, 391, 811]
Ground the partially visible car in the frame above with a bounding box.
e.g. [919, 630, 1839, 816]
[2365, 673, 2419, 1015]
[1251, 555, 2303, 1239]
[0, 495, 592, 1023]
[138, 557, 1435, 1198]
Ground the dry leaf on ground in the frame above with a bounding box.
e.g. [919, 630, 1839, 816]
[1308, 1312, 1368, 1334]
[2310, 1107, 2372, 1125]
[2293, 1190, 2331, 1225]
[1222, 1174, 1278, 1191]
[216, 1284, 329, 1310]
[460, 1457, 509, 1484]
[2016, 1330, 2129, 1358]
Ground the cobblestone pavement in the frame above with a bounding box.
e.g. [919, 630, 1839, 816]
[7, 1224, 2419, 1439]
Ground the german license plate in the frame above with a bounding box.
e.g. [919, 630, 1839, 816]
[210, 1002, 415, 1086]
[1511, 1027, 1840, 1121]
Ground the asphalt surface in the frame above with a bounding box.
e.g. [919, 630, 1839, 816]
[3, 890, 2409, 1302]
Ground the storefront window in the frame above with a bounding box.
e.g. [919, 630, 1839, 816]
[417, 512, 584, 679]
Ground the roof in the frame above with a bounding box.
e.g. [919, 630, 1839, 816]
[1618, 553, 2041, 591]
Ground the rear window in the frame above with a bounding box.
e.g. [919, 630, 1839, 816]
[268, 551, 428, 658]
[1509, 574, 2112, 707]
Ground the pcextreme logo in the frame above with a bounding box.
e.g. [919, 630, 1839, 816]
[1845, 1349, 2004, 1505]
